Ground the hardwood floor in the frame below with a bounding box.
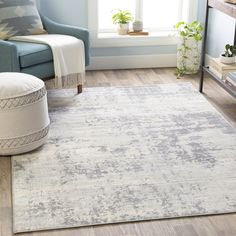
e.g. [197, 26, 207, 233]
[1, 68, 236, 236]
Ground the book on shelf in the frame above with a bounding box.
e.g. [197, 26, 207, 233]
[225, 80, 236, 91]
[225, 72, 236, 87]
[209, 57, 236, 71]
[227, 72, 236, 81]
[207, 57, 236, 79]
[208, 66, 230, 79]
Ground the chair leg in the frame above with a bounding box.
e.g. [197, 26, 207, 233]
[77, 84, 83, 94]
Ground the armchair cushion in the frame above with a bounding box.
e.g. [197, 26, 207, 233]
[0, 0, 46, 40]
[21, 62, 54, 79]
[8, 41, 53, 68]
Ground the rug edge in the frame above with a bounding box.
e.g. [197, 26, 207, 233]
[13, 210, 236, 234]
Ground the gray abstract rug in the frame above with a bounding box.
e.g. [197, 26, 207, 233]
[12, 83, 236, 233]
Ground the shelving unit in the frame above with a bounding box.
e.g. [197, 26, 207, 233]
[199, 0, 236, 98]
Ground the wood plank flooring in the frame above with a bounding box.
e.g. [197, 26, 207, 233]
[0, 68, 236, 236]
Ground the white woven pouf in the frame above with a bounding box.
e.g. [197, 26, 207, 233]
[0, 73, 50, 156]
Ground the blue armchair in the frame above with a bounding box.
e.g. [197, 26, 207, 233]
[0, 15, 90, 93]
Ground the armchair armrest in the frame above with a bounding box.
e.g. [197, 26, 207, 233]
[41, 15, 90, 66]
[0, 40, 20, 72]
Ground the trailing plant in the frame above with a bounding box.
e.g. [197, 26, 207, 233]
[174, 21, 203, 78]
[174, 21, 203, 42]
[112, 9, 133, 25]
[222, 44, 236, 57]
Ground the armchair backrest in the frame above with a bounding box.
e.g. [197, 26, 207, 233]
[40, 14, 90, 66]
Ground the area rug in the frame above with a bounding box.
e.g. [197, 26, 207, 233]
[12, 83, 236, 233]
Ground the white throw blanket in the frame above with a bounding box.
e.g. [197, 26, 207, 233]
[10, 34, 85, 89]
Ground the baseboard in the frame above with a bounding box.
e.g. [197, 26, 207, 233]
[86, 54, 177, 70]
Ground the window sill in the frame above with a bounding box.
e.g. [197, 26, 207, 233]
[91, 31, 179, 48]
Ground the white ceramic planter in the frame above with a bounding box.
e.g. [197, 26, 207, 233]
[220, 55, 236, 64]
[177, 37, 202, 74]
[117, 23, 129, 35]
[133, 21, 143, 32]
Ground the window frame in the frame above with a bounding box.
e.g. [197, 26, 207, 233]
[88, 0, 198, 48]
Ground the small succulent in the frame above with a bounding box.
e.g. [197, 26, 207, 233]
[223, 44, 236, 57]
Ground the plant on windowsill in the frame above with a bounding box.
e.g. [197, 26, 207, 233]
[220, 44, 236, 64]
[112, 9, 133, 35]
[174, 21, 203, 78]
[133, 20, 143, 32]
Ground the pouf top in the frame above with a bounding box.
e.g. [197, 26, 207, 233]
[0, 73, 44, 99]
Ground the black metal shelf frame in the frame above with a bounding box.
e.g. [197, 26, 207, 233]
[199, 0, 236, 99]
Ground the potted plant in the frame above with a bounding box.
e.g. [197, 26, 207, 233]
[112, 9, 133, 35]
[220, 44, 236, 64]
[133, 20, 143, 32]
[174, 21, 203, 78]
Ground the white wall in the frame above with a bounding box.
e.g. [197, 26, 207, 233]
[198, 0, 235, 57]
[207, 10, 235, 57]
[38, 0, 88, 28]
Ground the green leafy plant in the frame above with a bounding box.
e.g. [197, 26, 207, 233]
[222, 44, 236, 57]
[174, 21, 203, 42]
[112, 9, 133, 25]
[174, 21, 203, 78]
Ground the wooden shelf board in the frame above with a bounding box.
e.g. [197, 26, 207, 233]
[208, 0, 236, 18]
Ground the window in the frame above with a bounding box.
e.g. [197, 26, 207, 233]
[98, 0, 197, 33]
[88, 0, 198, 47]
[142, 0, 183, 31]
[98, 0, 136, 32]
